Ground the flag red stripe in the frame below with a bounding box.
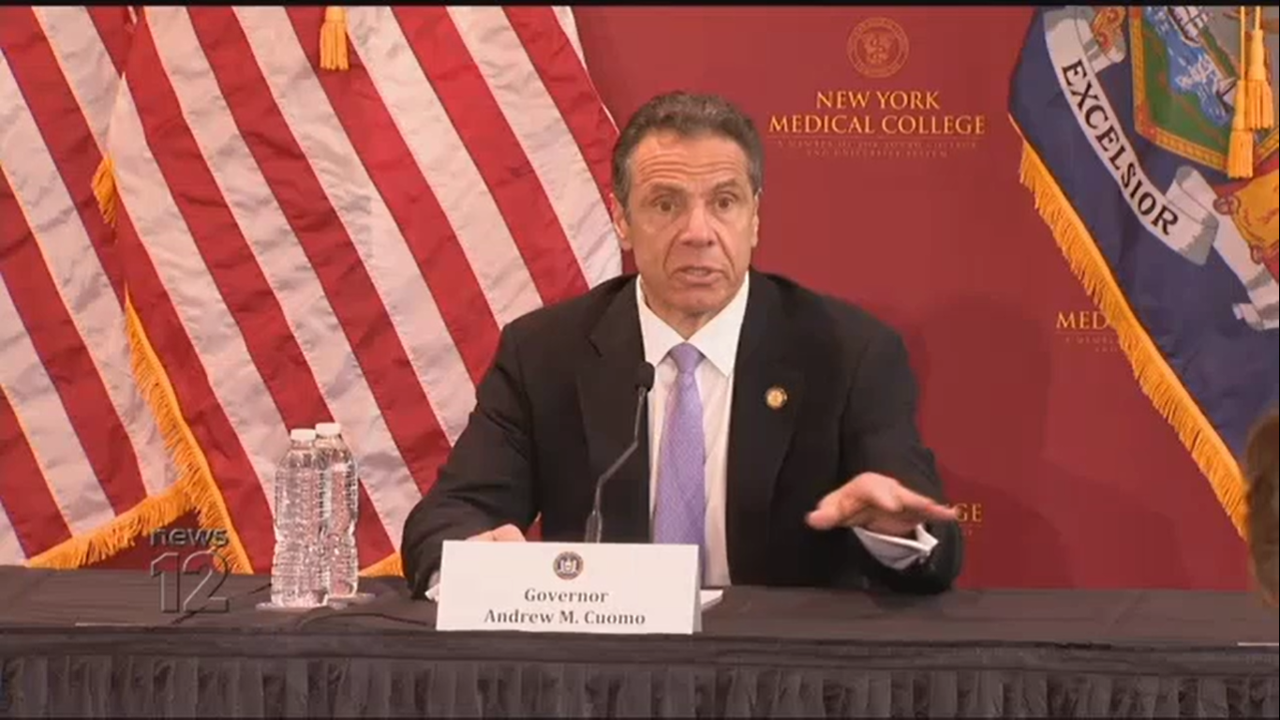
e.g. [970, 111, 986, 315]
[192, 7, 434, 556]
[392, 7, 590, 307]
[286, 6, 501, 387]
[0, 386, 72, 557]
[0, 9, 125, 307]
[503, 7, 618, 208]
[85, 6, 133, 76]
[352, 482, 394, 566]
[113, 204, 277, 571]
[0, 171, 147, 515]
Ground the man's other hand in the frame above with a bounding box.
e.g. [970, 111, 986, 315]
[466, 524, 526, 542]
[806, 472, 958, 537]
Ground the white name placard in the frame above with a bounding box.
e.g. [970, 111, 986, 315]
[434, 541, 703, 634]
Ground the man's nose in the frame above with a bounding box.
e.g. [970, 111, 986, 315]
[677, 203, 715, 245]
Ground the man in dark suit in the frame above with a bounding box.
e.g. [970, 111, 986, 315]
[402, 91, 962, 597]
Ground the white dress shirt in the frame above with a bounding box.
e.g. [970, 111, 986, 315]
[636, 274, 937, 587]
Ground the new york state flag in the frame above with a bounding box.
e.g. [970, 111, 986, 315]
[1010, 6, 1279, 534]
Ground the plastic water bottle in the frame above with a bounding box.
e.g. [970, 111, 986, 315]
[265, 428, 324, 609]
[316, 422, 362, 603]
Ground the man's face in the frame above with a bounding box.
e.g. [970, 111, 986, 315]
[611, 130, 759, 326]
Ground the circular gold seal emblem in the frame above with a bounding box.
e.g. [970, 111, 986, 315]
[553, 551, 584, 580]
[846, 17, 909, 79]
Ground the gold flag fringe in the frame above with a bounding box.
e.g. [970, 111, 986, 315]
[25, 294, 251, 570]
[1011, 117, 1248, 539]
[27, 290, 403, 575]
[363, 552, 403, 578]
[26, 482, 188, 569]
[120, 291, 254, 573]
[91, 156, 119, 226]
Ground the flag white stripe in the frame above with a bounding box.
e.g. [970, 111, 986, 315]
[347, 6, 544, 328]
[551, 8, 587, 69]
[0, 261, 112, 536]
[109, 69, 286, 506]
[548, 7, 616, 129]
[151, 7, 418, 530]
[238, 6, 480, 455]
[0, 55, 169, 498]
[32, 6, 119, 149]
[449, 6, 620, 288]
[0, 498, 20, 565]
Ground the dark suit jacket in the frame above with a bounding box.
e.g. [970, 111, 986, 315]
[401, 270, 963, 596]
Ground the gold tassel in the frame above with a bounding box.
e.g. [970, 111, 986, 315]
[1228, 104, 1255, 178]
[1244, 6, 1274, 129]
[1228, 7, 1255, 179]
[319, 6, 349, 72]
[91, 155, 118, 226]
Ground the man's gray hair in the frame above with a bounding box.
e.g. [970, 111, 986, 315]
[611, 91, 764, 209]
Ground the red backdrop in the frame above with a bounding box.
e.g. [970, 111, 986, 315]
[95, 6, 1250, 590]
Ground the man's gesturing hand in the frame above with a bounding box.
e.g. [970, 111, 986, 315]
[806, 472, 958, 538]
[466, 524, 525, 542]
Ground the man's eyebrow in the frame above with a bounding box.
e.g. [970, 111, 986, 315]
[711, 179, 747, 193]
[642, 182, 686, 196]
[639, 179, 747, 197]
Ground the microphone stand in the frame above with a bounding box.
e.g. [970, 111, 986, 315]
[583, 382, 649, 543]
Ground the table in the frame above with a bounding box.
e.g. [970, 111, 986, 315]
[0, 566, 1275, 718]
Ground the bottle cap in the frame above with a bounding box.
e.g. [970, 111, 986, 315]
[290, 428, 317, 443]
[316, 422, 342, 437]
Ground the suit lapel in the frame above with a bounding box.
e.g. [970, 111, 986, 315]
[577, 278, 651, 543]
[726, 272, 804, 583]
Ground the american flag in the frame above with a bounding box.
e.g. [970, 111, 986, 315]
[0, 6, 621, 574]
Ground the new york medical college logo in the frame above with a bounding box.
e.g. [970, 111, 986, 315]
[767, 15, 988, 162]
[553, 551, 584, 580]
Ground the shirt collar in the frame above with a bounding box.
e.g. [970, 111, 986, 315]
[635, 272, 750, 377]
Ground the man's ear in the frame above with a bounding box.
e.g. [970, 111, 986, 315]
[610, 193, 632, 251]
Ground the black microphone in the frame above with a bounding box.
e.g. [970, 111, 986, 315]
[584, 362, 655, 543]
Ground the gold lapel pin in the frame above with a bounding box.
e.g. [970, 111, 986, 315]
[765, 386, 788, 410]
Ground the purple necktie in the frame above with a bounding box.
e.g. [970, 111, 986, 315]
[653, 343, 706, 560]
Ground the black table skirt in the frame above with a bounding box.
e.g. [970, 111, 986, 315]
[1, 567, 1276, 718]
